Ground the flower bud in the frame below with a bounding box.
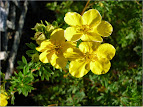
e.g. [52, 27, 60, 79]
[46, 24, 55, 33]
[34, 32, 46, 45]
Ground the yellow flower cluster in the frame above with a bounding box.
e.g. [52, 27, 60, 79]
[0, 91, 8, 106]
[36, 9, 116, 78]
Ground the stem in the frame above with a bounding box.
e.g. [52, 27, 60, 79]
[81, 0, 90, 15]
[135, 0, 140, 5]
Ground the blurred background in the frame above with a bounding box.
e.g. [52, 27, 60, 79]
[0, 0, 142, 106]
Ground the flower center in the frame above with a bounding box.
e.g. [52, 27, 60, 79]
[54, 45, 62, 54]
[76, 25, 92, 34]
[49, 43, 62, 54]
[84, 52, 97, 62]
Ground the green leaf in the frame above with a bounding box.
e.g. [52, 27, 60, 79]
[22, 56, 27, 64]
[16, 66, 24, 70]
[17, 61, 24, 65]
[14, 71, 18, 76]
[26, 42, 36, 49]
[26, 50, 35, 57]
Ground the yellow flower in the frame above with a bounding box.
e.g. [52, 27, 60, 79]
[99, 2, 104, 7]
[65, 42, 115, 78]
[64, 9, 113, 42]
[0, 92, 8, 106]
[36, 28, 75, 69]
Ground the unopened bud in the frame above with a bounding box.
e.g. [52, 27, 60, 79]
[46, 25, 55, 33]
[34, 32, 46, 45]
[99, 2, 104, 7]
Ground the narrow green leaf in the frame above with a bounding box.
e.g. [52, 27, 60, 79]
[22, 56, 27, 64]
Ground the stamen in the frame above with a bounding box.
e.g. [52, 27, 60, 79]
[76, 25, 92, 34]
[48, 43, 62, 54]
[84, 52, 97, 62]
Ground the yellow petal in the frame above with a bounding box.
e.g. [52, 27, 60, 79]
[96, 43, 116, 60]
[50, 28, 65, 42]
[64, 12, 83, 26]
[69, 60, 89, 78]
[82, 9, 101, 27]
[96, 21, 113, 37]
[0, 99, 8, 106]
[64, 27, 82, 41]
[64, 47, 84, 61]
[79, 42, 92, 53]
[79, 42, 101, 53]
[0, 93, 7, 100]
[90, 60, 111, 75]
[81, 32, 103, 42]
[61, 41, 76, 53]
[39, 51, 53, 63]
[36, 40, 52, 52]
[50, 53, 68, 69]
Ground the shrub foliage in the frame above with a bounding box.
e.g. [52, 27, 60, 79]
[1, 1, 142, 106]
